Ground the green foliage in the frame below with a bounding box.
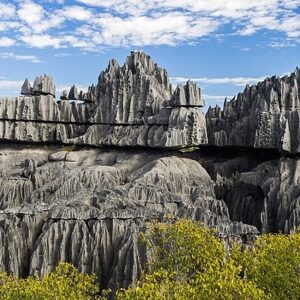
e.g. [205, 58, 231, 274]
[178, 147, 199, 153]
[62, 144, 77, 152]
[117, 220, 267, 300]
[239, 232, 300, 300]
[1, 221, 300, 300]
[0, 262, 99, 300]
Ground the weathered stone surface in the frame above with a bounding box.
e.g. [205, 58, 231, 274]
[32, 74, 56, 97]
[21, 79, 32, 96]
[60, 90, 68, 100]
[206, 68, 300, 154]
[0, 51, 208, 148]
[2, 52, 300, 293]
[205, 152, 300, 234]
[68, 85, 79, 100]
[20, 75, 56, 97]
[0, 146, 257, 290]
[91, 51, 173, 124]
[171, 80, 204, 107]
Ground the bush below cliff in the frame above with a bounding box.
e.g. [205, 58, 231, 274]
[1, 219, 300, 299]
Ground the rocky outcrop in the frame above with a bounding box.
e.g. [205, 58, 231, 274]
[1, 51, 208, 148]
[171, 80, 204, 107]
[61, 85, 97, 102]
[205, 152, 300, 234]
[206, 68, 300, 154]
[2, 51, 300, 293]
[68, 85, 79, 100]
[0, 145, 256, 290]
[92, 51, 173, 124]
[21, 75, 56, 98]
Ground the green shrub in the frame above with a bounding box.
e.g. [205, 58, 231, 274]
[0, 262, 99, 300]
[1, 221, 300, 300]
[116, 220, 267, 300]
[239, 232, 300, 300]
[62, 144, 77, 152]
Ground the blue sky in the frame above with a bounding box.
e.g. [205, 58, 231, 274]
[0, 0, 299, 110]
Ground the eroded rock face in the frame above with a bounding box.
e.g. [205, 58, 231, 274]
[92, 51, 173, 124]
[206, 68, 300, 154]
[206, 153, 300, 234]
[2, 51, 300, 293]
[171, 80, 204, 107]
[1, 51, 208, 148]
[21, 75, 56, 98]
[0, 145, 257, 290]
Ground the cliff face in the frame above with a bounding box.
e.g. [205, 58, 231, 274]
[0, 146, 256, 291]
[206, 68, 300, 153]
[0, 51, 300, 291]
[0, 51, 207, 148]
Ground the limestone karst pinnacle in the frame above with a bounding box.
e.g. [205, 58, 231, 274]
[206, 67, 300, 153]
[1, 52, 300, 293]
[21, 74, 56, 97]
[2, 51, 208, 148]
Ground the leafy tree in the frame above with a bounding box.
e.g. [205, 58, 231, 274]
[1, 220, 300, 300]
[0, 262, 99, 300]
[116, 219, 267, 300]
[239, 232, 300, 300]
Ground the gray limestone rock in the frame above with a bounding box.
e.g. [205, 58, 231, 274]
[92, 51, 173, 124]
[21, 79, 32, 96]
[68, 85, 79, 100]
[206, 68, 300, 154]
[2, 53, 300, 293]
[32, 74, 56, 97]
[205, 153, 300, 234]
[0, 146, 257, 291]
[0, 51, 208, 148]
[171, 80, 205, 107]
[60, 90, 68, 100]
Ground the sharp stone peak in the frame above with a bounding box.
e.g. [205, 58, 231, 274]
[103, 50, 164, 75]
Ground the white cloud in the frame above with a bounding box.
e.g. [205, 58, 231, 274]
[202, 94, 234, 102]
[61, 5, 92, 21]
[0, 79, 23, 90]
[270, 40, 297, 47]
[280, 15, 300, 37]
[17, 1, 44, 25]
[0, 37, 16, 47]
[170, 76, 267, 86]
[19, 34, 63, 48]
[54, 52, 71, 57]
[0, 21, 20, 32]
[87, 13, 220, 47]
[0, 2, 16, 19]
[0, 52, 42, 63]
[17, 1, 64, 34]
[0, 0, 298, 50]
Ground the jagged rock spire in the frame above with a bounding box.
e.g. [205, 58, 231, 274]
[206, 68, 300, 153]
[68, 85, 79, 100]
[93, 50, 173, 124]
[171, 80, 204, 107]
[60, 90, 68, 100]
[21, 78, 32, 96]
[32, 74, 56, 97]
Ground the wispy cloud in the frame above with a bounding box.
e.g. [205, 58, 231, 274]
[0, 79, 23, 90]
[0, 0, 298, 50]
[54, 52, 71, 57]
[56, 84, 89, 93]
[203, 94, 233, 102]
[0, 52, 42, 63]
[170, 76, 267, 86]
[0, 37, 16, 47]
